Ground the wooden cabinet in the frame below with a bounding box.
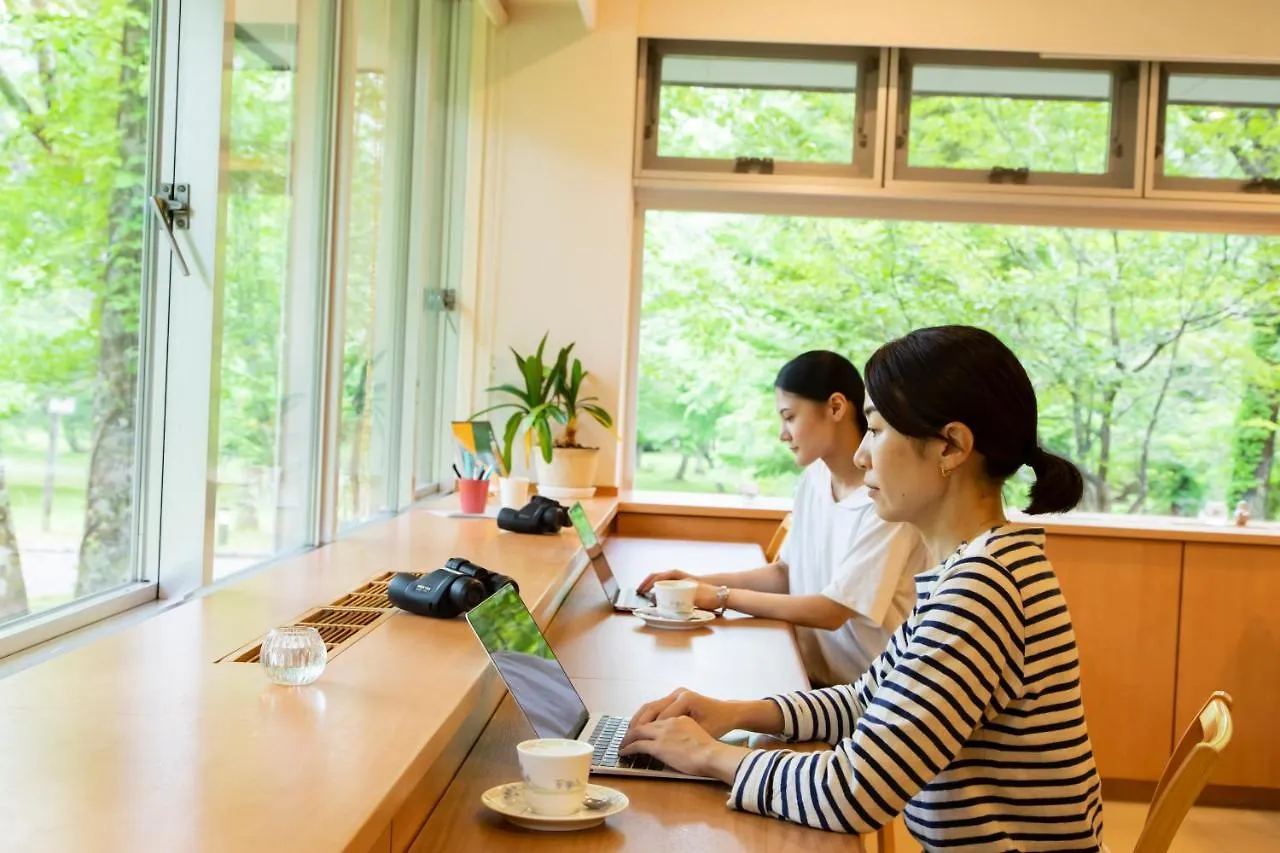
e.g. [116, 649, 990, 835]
[1177, 543, 1280, 789]
[1048, 537, 1182, 782]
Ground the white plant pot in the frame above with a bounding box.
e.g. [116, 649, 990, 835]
[534, 447, 599, 499]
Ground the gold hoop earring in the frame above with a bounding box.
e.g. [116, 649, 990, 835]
[940, 464, 952, 479]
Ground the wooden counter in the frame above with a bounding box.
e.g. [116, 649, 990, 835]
[0, 499, 618, 853]
[410, 538, 867, 853]
[616, 490, 1280, 547]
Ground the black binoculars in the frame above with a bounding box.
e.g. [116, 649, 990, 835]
[496, 495, 571, 535]
[387, 556, 519, 619]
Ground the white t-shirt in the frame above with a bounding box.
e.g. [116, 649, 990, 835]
[779, 460, 928, 687]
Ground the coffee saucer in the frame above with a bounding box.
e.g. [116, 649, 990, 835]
[480, 781, 628, 831]
[632, 606, 715, 629]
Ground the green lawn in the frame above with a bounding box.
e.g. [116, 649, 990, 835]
[2, 428, 275, 558]
[633, 450, 798, 497]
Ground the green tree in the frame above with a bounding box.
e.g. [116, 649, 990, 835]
[0, 456, 28, 619]
[76, 0, 150, 596]
[0, 0, 152, 612]
[1229, 319, 1280, 514]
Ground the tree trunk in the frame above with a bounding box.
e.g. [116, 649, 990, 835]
[76, 2, 149, 598]
[1230, 320, 1280, 516]
[674, 453, 689, 481]
[1093, 386, 1117, 513]
[0, 456, 30, 621]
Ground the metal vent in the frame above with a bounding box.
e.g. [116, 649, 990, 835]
[218, 571, 418, 663]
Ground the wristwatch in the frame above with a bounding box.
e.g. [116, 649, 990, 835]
[714, 585, 731, 616]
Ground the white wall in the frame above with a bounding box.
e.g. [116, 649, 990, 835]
[471, 0, 640, 486]
[468, 0, 1280, 489]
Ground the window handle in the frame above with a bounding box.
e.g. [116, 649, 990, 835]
[150, 183, 191, 277]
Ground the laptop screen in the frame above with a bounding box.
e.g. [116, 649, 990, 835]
[568, 503, 618, 602]
[567, 502, 598, 547]
[465, 584, 591, 740]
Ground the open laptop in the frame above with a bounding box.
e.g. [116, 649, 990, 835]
[465, 584, 706, 781]
[567, 502, 651, 611]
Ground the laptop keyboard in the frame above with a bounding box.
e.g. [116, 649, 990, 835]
[617, 589, 652, 610]
[588, 715, 667, 772]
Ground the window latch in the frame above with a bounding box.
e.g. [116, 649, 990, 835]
[150, 182, 192, 277]
[427, 288, 457, 313]
[988, 166, 1030, 185]
[1243, 177, 1280, 194]
[733, 157, 775, 175]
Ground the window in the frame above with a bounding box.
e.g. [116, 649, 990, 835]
[1, 0, 159, 630]
[1154, 64, 1280, 196]
[0, 0, 471, 657]
[637, 210, 1280, 523]
[643, 41, 881, 179]
[211, 5, 332, 579]
[414, 0, 472, 495]
[334, 0, 418, 527]
[891, 51, 1141, 189]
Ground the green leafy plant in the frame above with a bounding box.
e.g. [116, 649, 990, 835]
[556, 352, 614, 448]
[470, 334, 614, 472]
[472, 334, 566, 471]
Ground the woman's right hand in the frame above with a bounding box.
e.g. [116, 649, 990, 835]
[636, 569, 693, 594]
[621, 688, 743, 744]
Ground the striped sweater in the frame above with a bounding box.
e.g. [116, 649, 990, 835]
[730, 526, 1104, 852]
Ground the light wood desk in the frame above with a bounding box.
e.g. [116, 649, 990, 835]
[410, 538, 867, 853]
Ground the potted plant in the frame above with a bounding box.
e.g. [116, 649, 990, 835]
[539, 345, 614, 496]
[473, 334, 614, 497]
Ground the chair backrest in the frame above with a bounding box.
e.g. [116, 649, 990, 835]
[1133, 690, 1234, 853]
[764, 513, 792, 563]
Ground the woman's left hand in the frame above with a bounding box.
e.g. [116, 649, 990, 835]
[620, 716, 749, 783]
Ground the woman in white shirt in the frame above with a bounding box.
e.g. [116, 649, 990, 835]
[638, 350, 927, 686]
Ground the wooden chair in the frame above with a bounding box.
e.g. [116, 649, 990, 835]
[764, 513, 792, 563]
[875, 819, 897, 853]
[1131, 690, 1234, 853]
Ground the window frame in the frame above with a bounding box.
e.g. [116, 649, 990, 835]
[1146, 61, 1280, 204]
[886, 48, 1146, 195]
[410, 0, 473, 501]
[638, 39, 887, 184]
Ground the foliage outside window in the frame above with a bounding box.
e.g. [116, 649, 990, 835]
[1160, 67, 1280, 189]
[0, 0, 153, 624]
[639, 211, 1280, 520]
[646, 43, 877, 177]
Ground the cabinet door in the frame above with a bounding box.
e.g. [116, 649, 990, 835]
[1048, 536, 1182, 781]
[1178, 543, 1280, 788]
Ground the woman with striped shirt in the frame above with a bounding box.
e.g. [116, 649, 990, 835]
[621, 325, 1104, 852]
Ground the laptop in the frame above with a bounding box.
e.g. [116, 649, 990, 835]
[567, 502, 651, 612]
[465, 584, 706, 781]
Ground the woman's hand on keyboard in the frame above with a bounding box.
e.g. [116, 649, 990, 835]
[619, 715, 748, 784]
[636, 569, 693, 595]
[622, 688, 740, 742]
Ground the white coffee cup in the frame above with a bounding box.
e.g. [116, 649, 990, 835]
[499, 476, 532, 510]
[652, 579, 697, 620]
[516, 738, 593, 816]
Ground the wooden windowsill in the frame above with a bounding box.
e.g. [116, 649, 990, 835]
[618, 489, 1280, 546]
